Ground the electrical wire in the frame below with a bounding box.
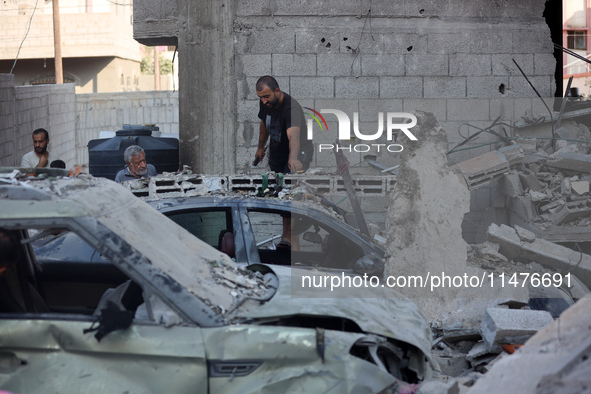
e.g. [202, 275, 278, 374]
[10, 0, 40, 74]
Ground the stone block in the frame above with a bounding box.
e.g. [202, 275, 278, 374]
[508, 76, 554, 99]
[432, 353, 469, 378]
[500, 171, 524, 197]
[424, 78, 466, 99]
[492, 54, 534, 76]
[335, 77, 379, 98]
[405, 54, 448, 76]
[295, 30, 340, 54]
[361, 54, 405, 77]
[547, 151, 591, 173]
[450, 54, 492, 76]
[271, 54, 316, 76]
[318, 54, 360, 76]
[512, 30, 554, 55]
[290, 77, 334, 99]
[467, 76, 509, 98]
[239, 54, 272, 77]
[246, 29, 296, 54]
[481, 308, 554, 351]
[380, 77, 423, 99]
[448, 98, 493, 122]
[451, 150, 509, 189]
[572, 180, 590, 195]
[471, 30, 514, 54]
[518, 169, 543, 191]
[427, 32, 472, 54]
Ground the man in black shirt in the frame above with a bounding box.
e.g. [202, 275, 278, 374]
[254, 76, 313, 173]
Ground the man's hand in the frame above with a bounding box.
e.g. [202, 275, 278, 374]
[37, 153, 49, 168]
[254, 147, 266, 166]
[288, 158, 303, 173]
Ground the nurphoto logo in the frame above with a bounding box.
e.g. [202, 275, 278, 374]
[303, 108, 418, 153]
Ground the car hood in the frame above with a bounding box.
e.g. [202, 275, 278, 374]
[238, 265, 433, 359]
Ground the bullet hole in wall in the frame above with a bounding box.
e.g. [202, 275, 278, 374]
[321, 38, 326, 43]
[407, 46, 413, 51]
[499, 84, 506, 94]
[419, 9, 425, 14]
[320, 38, 331, 48]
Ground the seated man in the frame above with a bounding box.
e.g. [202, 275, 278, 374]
[115, 145, 157, 183]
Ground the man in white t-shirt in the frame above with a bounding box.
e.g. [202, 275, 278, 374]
[20, 128, 61, 168]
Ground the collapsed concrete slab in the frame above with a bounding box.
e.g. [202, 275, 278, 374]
[451, 145, 524, 190]
[468, 295, 591, 394]
[480, 308, 554, 352]
[487, 223, 591, 287]
[546, 151, 591, 173]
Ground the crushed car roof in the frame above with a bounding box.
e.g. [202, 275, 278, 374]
[0, 173, 269, 325]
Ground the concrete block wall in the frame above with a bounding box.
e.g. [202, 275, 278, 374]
[0, 75, 179, 169]
[76, 91, 179, 166]
[0, 74, 16, 167]
[13, 83, 77, 168]
[233, 0, 556, 173]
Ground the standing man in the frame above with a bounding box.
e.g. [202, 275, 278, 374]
[254, 76, 313, 173]
[21, 128, 61, 168]
[115, 145, 158, 183]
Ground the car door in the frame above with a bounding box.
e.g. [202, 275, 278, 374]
[0, 317, 208, 393]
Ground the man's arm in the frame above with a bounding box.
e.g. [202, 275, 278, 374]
[255, 120, 269, 163]
[286, 126, 303, 172]
[36, 153, 49, 168]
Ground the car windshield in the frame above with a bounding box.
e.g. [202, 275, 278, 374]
[1, 176, 269, 322]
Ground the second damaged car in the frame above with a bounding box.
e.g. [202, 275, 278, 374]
[0, 173, 437, 393]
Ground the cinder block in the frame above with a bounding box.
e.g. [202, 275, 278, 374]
[361, 54, 405, 76]
[424, 77, 466, 98]
[384, 32, 428, 54]
[335, 77, 379, 98]
[512, 30, 553, 55]
[492, 53, 536, 77]
[467, 76, 510, 98]
[534, 53, 557, 76]
[239, 54, 272, 77]
[295, 30, 339, 54]
[427, 32, 472, 54]
[480, 308, 554, 351]
[402, 98, 447, 121]
[380, 77, 422, 99]
[272, 54, 316, 76]
[470, 30, 514, 54]
[318, 54, 360, 76]
[405, 54, 448, 76]
[290, 77, 334, 99]
[450, 54, 491, 76]
[447, 99, 489, 121]
[248, 29, 296, 54]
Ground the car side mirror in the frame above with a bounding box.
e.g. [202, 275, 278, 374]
[353, 254, 384, 276]
[302, 231, 323, 244]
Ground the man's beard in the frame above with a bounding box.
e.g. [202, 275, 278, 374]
[35, 146, 47, 154]
[136, 167, 148, 176]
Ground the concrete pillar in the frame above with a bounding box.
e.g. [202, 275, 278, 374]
[178, 1, 236, 174]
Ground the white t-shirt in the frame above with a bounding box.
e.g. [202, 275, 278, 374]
[20, 151, 61, 168]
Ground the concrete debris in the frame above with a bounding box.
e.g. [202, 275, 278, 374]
[487, 223, 591, 287]
[468, 295, 591, 393]
[480, 308, 554, 352]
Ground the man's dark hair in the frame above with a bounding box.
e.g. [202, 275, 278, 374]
[256, 76, 280, 92]
[0, 230, 21, 268]
[32, 128, 49, 140]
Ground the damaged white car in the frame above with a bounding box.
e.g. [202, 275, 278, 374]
[0, 171, 437, 393]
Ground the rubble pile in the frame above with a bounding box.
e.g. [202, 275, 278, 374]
[454, 120, 591, 243]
